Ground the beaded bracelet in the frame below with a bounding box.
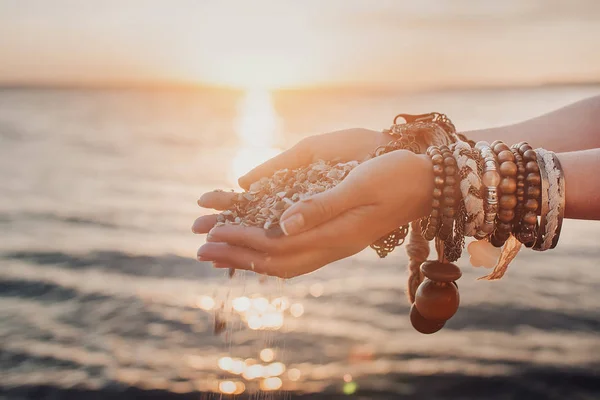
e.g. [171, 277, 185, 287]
[512, 142, 541, 247]
[510, 148, 526, 237]
[438, 145, 458, 241]
[490, 141, 518, 247]
[422, 146, 445, 240]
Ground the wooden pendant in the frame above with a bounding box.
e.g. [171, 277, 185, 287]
[409, 260, 462, 334]
[410, 304, 445, 334]
[415, 279, 460, 321]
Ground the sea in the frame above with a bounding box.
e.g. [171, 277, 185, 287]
[1, 85, 599, 399]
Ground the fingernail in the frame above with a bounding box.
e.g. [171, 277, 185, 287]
[265, 225, 285, 238]
[280, 213, 304, 236]
[197, 255, 208, 262]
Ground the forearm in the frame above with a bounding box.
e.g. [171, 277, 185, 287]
[558, 148, 600, 220]
[463, 95, 600, 153]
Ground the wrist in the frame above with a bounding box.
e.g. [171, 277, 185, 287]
[414, 154, 435, 217]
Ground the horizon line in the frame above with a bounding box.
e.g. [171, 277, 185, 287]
[1, 79, 599, 94]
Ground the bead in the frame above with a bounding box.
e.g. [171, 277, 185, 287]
[498, 208, 515, 222]
[520, 230, 535, 243]
[433, 188, 442, 198]
[527, 186, 541, 198]
[468, 239, 501, 268]
[475, 141, 489, 150]
[526, 161, 538, 173]
[499, 162, 518, 177]
[442, 207, 455, 218]
[524, 198, 539, 211]
[441, 216, 454, 227]
[485, 160, 497, 169]
[410, 304, 445, 334]
[434, 176, 445, 187]
[420, 261, 462, 282]
[430, 209, 440, 218]
[517, 164, 526, 174]
[499, 177, 517, 194]
[428, 147, 441, 155]
[432, 198, 441, 208]
[444, 196, 456, 206]
[519, 144, 531, 154]
[481, 221, 495, 233]
[445, 175, 457, 187]
[499, 194, 517, 209]
[517, 179, 525, 188]
[442, 186, 455, 198]
[482, 170, 501, 186]
[497, 149, 513, 162]
[497, 222, 512, 232]
[526, 173, 541, 186]
[494, 144, 511, 154]
[490, 233, 507, 247]
[523, 211, 537, 225]
[491, 140, 502, 148]
[429, 216, 439, 226]
[425, 227, 437, 239]
[431, 154, 443, 164]
[432, 164, 444, 175]
[443, 157, 457, 167]
[523, 149, 536, 160]
[415, 279, 460, 321]
[444, 166, 457, 176]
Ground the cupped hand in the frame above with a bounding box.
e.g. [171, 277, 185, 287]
[193, 149, 434, 278]
[237, 128, 391, 189]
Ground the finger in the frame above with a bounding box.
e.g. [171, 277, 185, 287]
[197, 191, 238, 210]
[278, 177, 366, 236]
[212, 261, 234, 270]
[192, 215, 218, 234]
[197, 242, 326, 278]
[207, 224, 272, 249]
[207, 203, 379, 255]
[203, 241, 358, 278]
[238, 141, 311, 190]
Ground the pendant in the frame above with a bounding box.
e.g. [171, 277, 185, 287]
[409, 260, 461, 334]
[467, 239, 501, 268]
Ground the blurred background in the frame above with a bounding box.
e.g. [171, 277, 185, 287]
[1, 1, 599, 399]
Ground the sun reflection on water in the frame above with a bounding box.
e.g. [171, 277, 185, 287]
[230, 89, 281, 186]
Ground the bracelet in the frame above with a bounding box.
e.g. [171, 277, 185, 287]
[533, 148, 564, 251]
[510, 148, 526, 237]
[422, 146, 445, 240]
[512, 142, 541, 246]
[550, 152, 565, 249]
[490, 141, 518, 247]
[532, 148, 550, 250]
[474, 141, 499, 239]
[453, 141, 484, 237]
[438, 145, 458, 241]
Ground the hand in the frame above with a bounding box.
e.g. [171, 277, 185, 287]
[192, 150, 434, 278]
[237, 128, 391, 189]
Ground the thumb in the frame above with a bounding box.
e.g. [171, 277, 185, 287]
[279, 180, 363, 236]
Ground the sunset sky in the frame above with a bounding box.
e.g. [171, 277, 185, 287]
[1, 0, 599, 89]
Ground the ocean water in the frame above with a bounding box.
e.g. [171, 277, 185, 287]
[1, 85, 599, 399]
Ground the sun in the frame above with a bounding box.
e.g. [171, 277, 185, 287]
[229, 89, 282, 186]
